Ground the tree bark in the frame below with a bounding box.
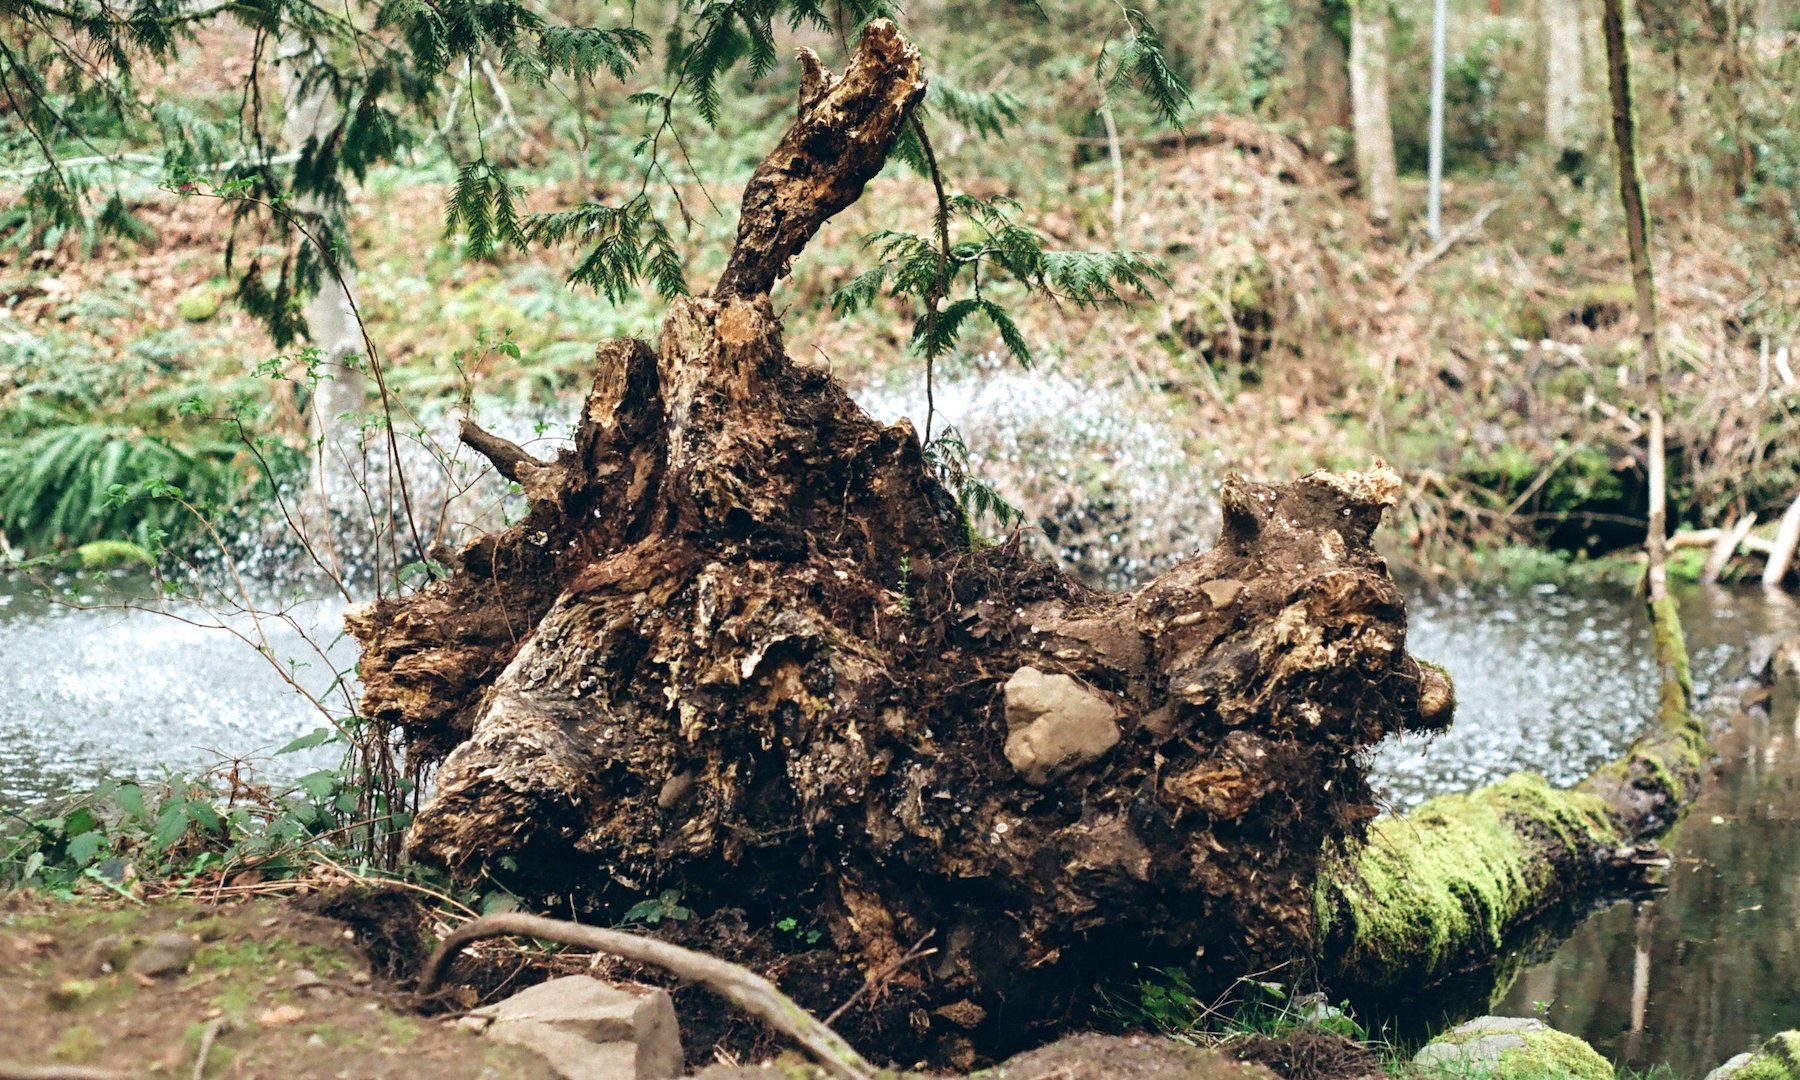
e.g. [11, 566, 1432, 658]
[278, 31, 371, 562]
[1349, 0, 1400, 227]
[349, 20, 1454, 1061]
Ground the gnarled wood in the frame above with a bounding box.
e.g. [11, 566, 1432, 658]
[350, 21, 1452, 1062]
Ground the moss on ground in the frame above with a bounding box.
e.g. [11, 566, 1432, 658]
[1317, 773, 1619, 989]
[1416, 1021, 1614, 1080]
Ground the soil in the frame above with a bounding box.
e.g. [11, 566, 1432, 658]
[686, 1032, 1282, 1080]
[0, 892, 556, 1079]
[1230, 1030, 1385, 1080]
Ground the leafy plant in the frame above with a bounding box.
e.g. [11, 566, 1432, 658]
[622, 889, 693, 927]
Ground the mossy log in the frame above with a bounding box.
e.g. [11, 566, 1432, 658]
[1316, 593, 1757, 992]
[348, 21, 1454, 1062]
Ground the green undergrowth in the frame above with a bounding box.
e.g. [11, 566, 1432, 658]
[1101, 968, 1370, 1046]
[1317, 773, 1619, 991]
[0, 721, 413, 898]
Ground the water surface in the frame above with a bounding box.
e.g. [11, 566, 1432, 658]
[2, 569, 1797, 1075]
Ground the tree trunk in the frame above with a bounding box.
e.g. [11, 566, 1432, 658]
[348, 21, 1454, 1062]
[1349, 0, 1400, 227]
[278, 32, 371, 560]
[1543, 0, 1586, 156]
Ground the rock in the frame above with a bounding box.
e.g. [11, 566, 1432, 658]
[1706, 1052, 1757, 1080]
[1705, 1032, 1800, 1080]
[1002, 666, 1121, 786]
[466, 975, 683, 1080]
[83, 933, 133, 974]
[1414, 1016, 1612, 1080]
[128, 932, 196, 978]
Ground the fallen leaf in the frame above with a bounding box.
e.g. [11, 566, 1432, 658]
[258, 1004, 306, 1025]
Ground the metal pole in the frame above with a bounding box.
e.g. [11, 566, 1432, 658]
[1427, 0, 1448, 239]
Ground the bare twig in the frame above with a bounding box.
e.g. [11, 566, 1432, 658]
[1391, 200, 1502, 295]
[824, 931, 936, 1025]
[1701, 513, 1758, 584]
[1764, 494, 1800, 590]
[418, 913, 875, 1080]
[191, 1017, 227, 1080]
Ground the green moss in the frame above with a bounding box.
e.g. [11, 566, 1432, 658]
[1735, 1032, 1800, 1080]
[71, 539, 156, 568]
[176, 284, 225, 322]
[193, 934, 350, 975]
[52, 1023, 105, 1063]
[1318, 774, 1618, 989]
[1421, 1022, 1613, 1080]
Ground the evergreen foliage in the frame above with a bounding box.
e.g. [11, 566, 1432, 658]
[1, 0, 1185, 344]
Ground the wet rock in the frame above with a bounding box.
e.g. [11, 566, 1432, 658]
[1414, 1016, 1612, 1080]
[127, 932, 196, 978]
[464, 975, 682, 1080]
[1706, 1052, 1757, 1080]
[1705, 1032, 1800, 1080]
[1002, 666, 1121, 786]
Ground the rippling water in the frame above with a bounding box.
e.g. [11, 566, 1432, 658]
[2, 544, 1797, 1075]
[1372, 585, 1767, 809]
[0, 575, 348, 806]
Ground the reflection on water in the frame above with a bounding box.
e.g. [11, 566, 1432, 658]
[0, 573, 348, 808]
[1368, 583, 1800, 1076]
[1496, 626, 1800, 1075]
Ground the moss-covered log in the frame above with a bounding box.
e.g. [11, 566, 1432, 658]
[1316, 592, 1754, 992]
[348, 21, 1456, 1063]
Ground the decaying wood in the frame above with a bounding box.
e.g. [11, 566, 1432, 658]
[419, 913, 875, 1080]
[1762, 493, 1800, 589]
[350, 21, 1453, 1061]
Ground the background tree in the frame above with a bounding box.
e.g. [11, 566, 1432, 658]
[1543, 0, 1587, 163]
[1348, 0, 1398, 225]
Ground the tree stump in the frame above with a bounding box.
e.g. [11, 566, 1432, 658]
[348, 20, 1452, 1060]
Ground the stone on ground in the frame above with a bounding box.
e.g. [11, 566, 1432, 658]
[462, 975, 683, 1080]
[1413, 1016, 1612, 1080]
[127, 932, 196, 978]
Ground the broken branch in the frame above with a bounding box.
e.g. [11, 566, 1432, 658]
[418, 913, 877, 1080]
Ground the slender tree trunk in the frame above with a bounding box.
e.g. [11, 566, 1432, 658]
[1543, 0, 1586, 156]
[1349, 0, 1400, 227]
[1601, 0, 1668, 602]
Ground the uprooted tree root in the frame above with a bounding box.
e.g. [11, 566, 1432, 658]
[348, 19, 1453, 1064]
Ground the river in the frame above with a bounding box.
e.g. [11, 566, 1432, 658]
[0, 571, 1795, 1072]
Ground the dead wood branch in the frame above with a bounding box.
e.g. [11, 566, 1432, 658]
[1391, 201, 1502, 295]
[419, 913, 876, 1080]
[713, 21, 925, 299]
[458, 417, 546, 484]
[0, 1065, 130, 1080]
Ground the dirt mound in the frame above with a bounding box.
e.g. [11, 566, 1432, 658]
[1232, 1029, 1384, 1080]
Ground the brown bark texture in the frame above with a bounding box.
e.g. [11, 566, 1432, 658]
[348, 21, 1452, 1060]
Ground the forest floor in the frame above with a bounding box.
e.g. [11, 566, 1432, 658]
[3, 102, 1796, 586]
[0, 889, 558, 1079]
[0, 884, 1398, 1080]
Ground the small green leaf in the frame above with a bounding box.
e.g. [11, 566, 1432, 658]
[276, 727, 338, 754]
[66, 832, 104, 866]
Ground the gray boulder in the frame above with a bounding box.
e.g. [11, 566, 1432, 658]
[462, 975, 683, 1080]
